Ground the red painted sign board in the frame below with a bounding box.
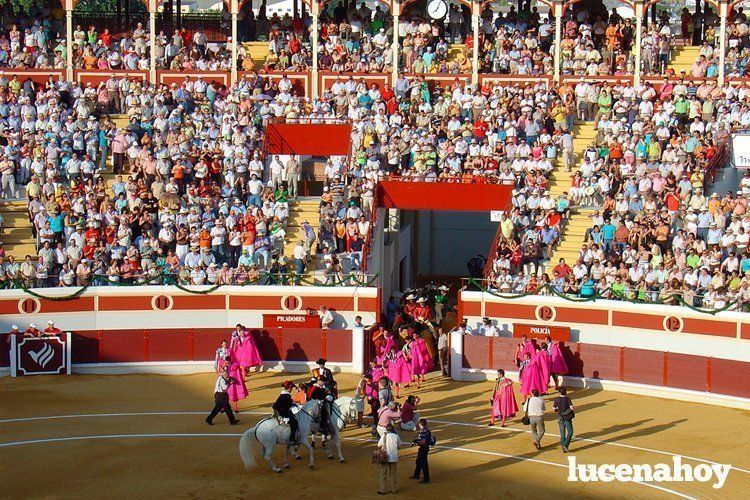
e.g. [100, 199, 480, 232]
[11, 333, 71, 376]
[263, 313, 321, 329]
[513, 324, 570, 342]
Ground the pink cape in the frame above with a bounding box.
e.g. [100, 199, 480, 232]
[365, 367, 385, 399]
[516, 341, 534, 364]
[491, 378, 519, 419]
[377, 335, 397, 365]
[409, 339, 434, 375]
[520, 356, 548, 396]
[233, 331, 262, 368]
[550, 342, 569, 374]
[387, 352, 412, 384]
[537, 350, 553, 387]
[226, 360, 249, 403]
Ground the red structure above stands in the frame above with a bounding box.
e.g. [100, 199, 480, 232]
[265, 120, 353, 156]
[376, 181, 513, 211]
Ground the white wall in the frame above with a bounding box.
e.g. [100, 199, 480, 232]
[460, 291, 750, 362]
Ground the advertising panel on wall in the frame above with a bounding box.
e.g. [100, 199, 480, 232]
[10, 333, 71, 377]
[513, 323, 570, 342]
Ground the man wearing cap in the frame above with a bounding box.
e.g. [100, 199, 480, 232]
[434, 286, 449, 324]
[413, 297, 431, 323]
[315, 357, 337, 397]
[25, 323, 41, 337]
[43, 320, 62, 337]
[272, 381, 299, 445]
[479, 317, 499, 337]
[5, 325, 22, 351]
[309, 377, 333, 437]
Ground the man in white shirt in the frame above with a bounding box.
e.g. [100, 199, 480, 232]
[319, 306, 335, 329]
[479, 317, 499, 337]
[524, 389, 545, 450]
[377, 423, 402, 494]
[206, 367, 239, 425]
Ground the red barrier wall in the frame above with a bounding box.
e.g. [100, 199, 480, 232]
[461, 336, 750, 399]
[265, 122, 352, 156]
[12, 328, 354, 366]
[8, 70, 65, 85]
[377, 181, 514, 211]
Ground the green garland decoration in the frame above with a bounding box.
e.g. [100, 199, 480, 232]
[11, 273, 379, 299]
[21, 284, 90, 301]
[469, 278, 739, 316]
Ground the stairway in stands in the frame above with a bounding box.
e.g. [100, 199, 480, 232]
[547, 121, 598, 266]
[283, 197, 323, 282]
[100, 114, 131, 192]
[0, 201, 35, 259]
[668, 45, 701, 75]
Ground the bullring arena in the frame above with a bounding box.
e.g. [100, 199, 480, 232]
[2, 371, 750, 498]
[5, 0, 750, 496]
[2, 285, 750, 498]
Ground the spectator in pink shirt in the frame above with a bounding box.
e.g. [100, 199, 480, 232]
[376, 401, 401, 437]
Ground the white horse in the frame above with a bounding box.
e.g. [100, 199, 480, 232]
[239, 396, 356, 472]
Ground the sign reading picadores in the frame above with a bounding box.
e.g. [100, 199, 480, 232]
[567, 456, 731, 490]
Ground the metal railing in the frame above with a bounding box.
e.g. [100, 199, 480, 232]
[1, 271, 378, 291]
[462, 277, 745, 313]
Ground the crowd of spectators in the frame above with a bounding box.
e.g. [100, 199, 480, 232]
[0, 2, 65, 69]
[486, 77, 750, 311]
[71, 25, 232, 71]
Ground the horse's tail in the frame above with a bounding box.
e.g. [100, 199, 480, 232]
[239, 426, 258, 470]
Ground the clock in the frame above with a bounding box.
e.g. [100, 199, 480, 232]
[427, 0, 449, 20]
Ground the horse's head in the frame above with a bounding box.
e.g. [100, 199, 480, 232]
[332, 397, 357, 424]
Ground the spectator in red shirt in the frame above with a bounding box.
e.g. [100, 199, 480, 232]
[552, 258, 572, 278]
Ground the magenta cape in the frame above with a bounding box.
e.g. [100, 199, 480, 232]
[537, 350, 553, 386]
[516, 341, 534, 363]
[491, 378, 519, 418]
[226, 360, 249, 402]
[377, 335, 398, 365]
[233, 331, 262, 368]
[550, 342, 569, 374]
[520, 357, 548, 396]
[409, 339, 434, 375]
[386, 352, 412, 384]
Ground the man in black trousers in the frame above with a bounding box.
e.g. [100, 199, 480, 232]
[206, 367, 240, 425]
[411, 418, 433, 483]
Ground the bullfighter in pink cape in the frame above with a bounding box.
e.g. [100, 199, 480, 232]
[490, 369, 519, 427]
[385, 347, 411, 398]
[214, 339, 228, 373]
[537, 343, 554, 394]
[377, 331, 398, 365]
[515, 335, 534, 366]
[546, 335, 569, 390]
[225, 351, 249, 413]
[519, 352, 547, 401]
[408, 333, 434, 387]
[367, 359, 385, 384]
[230, 324, 262, 376]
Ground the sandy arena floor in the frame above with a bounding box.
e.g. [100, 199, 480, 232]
[1, 371, 749, 499]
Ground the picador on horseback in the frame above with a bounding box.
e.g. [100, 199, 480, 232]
[272, 381, 299, 446]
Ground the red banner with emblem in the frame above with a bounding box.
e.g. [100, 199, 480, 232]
[11, 334, 71, 376]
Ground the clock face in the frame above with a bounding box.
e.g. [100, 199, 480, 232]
[427, 0, 448, 20]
